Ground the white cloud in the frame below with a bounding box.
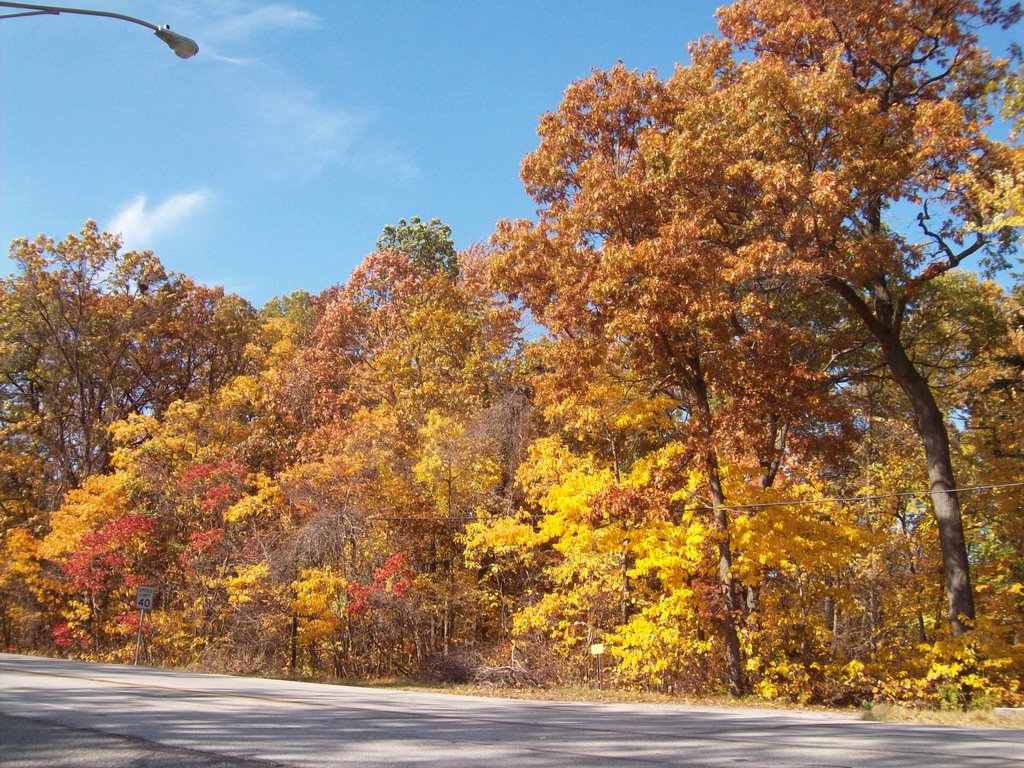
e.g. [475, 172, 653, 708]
[238, 85, 419, 182]
[246, 88, 366, 179]
[351, 147, 421, 185]
[204, 3, 320, 44]
[200, 50, 252, 66]
[158, 3, 417, 182]
[109, 188, 212, 249]
[165, 2, 319, 64]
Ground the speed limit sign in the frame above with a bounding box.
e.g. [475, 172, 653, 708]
[135, 586, 154, 611]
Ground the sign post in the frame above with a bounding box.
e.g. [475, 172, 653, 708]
[590, 643, 605, 688]
[133, 586, 154, 666]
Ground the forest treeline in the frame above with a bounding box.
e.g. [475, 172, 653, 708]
[2, 0, 1023, 707]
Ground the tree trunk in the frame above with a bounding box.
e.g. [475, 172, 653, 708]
[620, 546, 630, 625]
[878, 332, 976, 635]
[691, 364, 744, 696]
[707, 457, 745, 697]
[827, 269, 978, 638]
[289, 613, 298, 674]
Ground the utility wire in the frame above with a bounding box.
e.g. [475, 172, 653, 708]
[707, 480, 1024, 512]
[359, 481, 1024, 522]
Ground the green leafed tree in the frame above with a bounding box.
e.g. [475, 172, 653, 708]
[376, 216, 459, 279]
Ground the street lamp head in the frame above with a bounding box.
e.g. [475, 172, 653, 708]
[154, 25, 198, 59]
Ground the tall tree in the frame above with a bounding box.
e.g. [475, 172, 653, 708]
[279, 227, 520, 676]
[0, 222, 257, 513]
[491, 65, 848, 695]
[695, 0, 1022, 635]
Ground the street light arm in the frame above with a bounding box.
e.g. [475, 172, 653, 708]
[0, 1, 198, 57]
[0, 2, 161, 30]
[0, 10, 58, 18]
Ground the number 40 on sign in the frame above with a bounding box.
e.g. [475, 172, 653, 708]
[135, 586, 154, 611]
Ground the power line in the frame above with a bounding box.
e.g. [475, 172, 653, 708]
[707, 481, 1024, 512]
[356, 481, 1024, 522]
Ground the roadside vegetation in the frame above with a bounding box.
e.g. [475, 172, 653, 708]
[2, 0, 1022, 713]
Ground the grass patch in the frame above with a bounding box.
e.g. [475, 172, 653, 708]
[862, 702, 1024, 728]
[395, 683, 688, 704]
[354, 680, 849, 712]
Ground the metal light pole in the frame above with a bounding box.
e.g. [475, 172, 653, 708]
[0, 2, 198, 58]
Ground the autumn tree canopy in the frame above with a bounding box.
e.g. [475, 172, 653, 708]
[1, 1, 1021, 708]
[0, 222, 257, 525]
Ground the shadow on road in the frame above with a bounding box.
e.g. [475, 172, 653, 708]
[3, 654, 1023, 768]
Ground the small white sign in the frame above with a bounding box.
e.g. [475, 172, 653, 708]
[135, 586, 154, 611]
[590, 643, 605, 656]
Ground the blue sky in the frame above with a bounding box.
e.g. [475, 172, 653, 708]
[1, 0, 723, 306]
[1, 2, 1018, 307]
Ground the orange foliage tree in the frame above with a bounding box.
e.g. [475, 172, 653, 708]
[491, 63, 851, 694]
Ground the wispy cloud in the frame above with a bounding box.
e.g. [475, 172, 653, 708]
[207, 3, 319, 42]
[245, 87, 366, 179]
[242, 87, 420, 182]
[187, 2, 319, 54]
[201, 50, 252, 66]
[168, 2, 319, 63]
[351, 147, 420, 185]
[109, 188, 212, 249]
[161, 3, 417, 182]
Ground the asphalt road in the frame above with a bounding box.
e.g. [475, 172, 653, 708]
[2, 653, 1022, 767]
